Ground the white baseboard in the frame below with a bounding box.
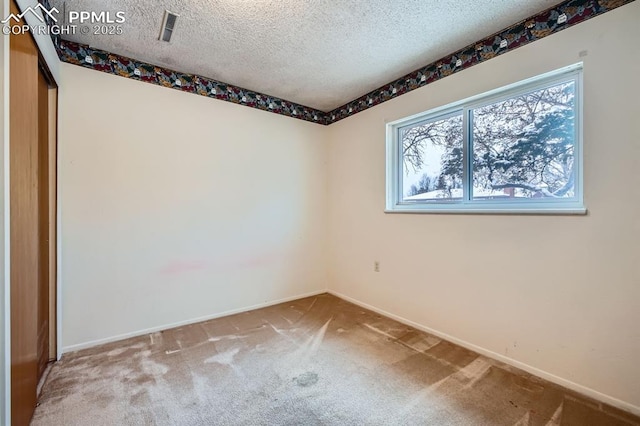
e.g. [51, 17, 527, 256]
[327, 289, 640, 417]
[62, 289, 328, 354]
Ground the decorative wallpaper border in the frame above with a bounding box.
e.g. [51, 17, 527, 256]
[326, 0, 634, 124]
[56, 40, 329, 125]
[55, 0, 633, 126]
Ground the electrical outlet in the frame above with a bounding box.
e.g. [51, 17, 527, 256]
[374, 261, 380, 272]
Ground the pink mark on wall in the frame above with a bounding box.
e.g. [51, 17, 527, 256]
[160, 250, 284, 276]
[161, 260, 208, 275]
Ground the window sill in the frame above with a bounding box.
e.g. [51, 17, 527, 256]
[384, 206, 587, 215]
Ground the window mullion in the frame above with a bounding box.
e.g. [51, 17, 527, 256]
[396, 127, 403, 205]
[462, 107, 472, 203]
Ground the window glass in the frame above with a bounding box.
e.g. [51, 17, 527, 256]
[401, 113, 463, 202]
[471, 82, 576, 200]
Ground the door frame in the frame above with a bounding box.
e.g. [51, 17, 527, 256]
[37, 62, 58, 372]
[2, 2, 12, 425]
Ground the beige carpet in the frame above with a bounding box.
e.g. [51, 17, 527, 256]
[32, 294, 639, 425]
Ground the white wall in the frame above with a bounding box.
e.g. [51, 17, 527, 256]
[327, 2, 640, 414]
[58, 63, 328, 350]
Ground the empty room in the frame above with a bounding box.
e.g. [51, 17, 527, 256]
[1, 0, 639, 424]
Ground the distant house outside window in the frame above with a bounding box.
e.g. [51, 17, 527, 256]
[385, 64, 585, 214]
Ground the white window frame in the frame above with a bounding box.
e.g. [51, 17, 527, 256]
[385, 64, 585, 215]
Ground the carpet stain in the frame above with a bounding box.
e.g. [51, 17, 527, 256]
[514, 410, 531, 425]
[132, 373, 155, 386]
[208, 334, 246, 343]
[308, 318, 332, 355]
[460, 357, 492, 388]
[204, 347, 240, 366]
[362, 323, 396, 340]
[140, 355, 169, 376]
[265, 322, 298, 344]
[547, 402, 564, 425]
[294, 372, 319, 387]
[107, 347, 128, 357]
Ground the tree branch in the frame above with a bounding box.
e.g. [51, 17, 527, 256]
[491, 183, 557, 198]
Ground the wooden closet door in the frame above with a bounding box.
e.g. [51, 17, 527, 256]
[37, 69, 50, 380]
[10, 2, 41, 423]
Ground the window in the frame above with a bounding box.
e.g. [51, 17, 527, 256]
[386, 64, 584, 214]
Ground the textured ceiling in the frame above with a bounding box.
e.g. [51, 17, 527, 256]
[51, 0, 558, 111]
